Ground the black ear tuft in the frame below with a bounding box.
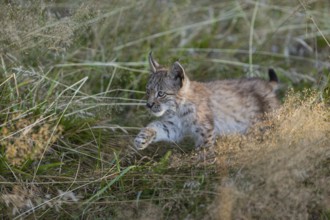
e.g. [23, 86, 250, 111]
[268, 68, 278, 83]
[148, 51, 160, 73]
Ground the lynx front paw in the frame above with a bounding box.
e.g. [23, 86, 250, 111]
[134, 128, 156, 150]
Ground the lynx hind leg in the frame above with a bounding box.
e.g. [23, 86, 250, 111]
[134, 127, 156, 150]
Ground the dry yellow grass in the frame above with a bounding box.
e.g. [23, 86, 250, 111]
[1, 114, 63, 166]
[2, 184, 81, 217]
[213, 90, 330, 219]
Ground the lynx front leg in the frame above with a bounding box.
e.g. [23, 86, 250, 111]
[193, 125, 216, 149]
[195, 129, 217, 164]
[193, 122, 217, 164]
[134, 127, 156, 150]
[134, 119, 183, 150]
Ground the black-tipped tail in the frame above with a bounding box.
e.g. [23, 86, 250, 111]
[268, 68, 278, 83]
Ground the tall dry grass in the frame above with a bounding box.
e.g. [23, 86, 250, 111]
[213, 90, 330, 219]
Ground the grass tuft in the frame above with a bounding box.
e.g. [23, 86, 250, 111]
[2, 113, 63, 167]
[214, 90, 330, 219]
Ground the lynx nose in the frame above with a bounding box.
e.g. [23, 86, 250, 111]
[146, 102, 154, 109]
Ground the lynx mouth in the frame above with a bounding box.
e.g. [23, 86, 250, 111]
[151, 109, 166, 117]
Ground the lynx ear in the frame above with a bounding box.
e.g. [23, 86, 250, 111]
[171, 61, 186, 87]
[148, 52, 160, 73]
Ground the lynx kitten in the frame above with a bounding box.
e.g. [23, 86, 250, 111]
[134, 53, 279, 150]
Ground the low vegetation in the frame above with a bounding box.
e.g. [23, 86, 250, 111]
[214, 90, 330, 219]
[0, 0, 329, 219]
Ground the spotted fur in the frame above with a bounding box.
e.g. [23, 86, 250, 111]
[134, 53, 279, 150]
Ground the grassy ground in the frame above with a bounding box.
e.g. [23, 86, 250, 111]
[0, 0, 329, 219]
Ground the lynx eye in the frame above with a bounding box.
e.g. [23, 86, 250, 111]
[157, 91, 165, 97]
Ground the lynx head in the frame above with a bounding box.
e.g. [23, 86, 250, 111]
[145, 52, 188, 117]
